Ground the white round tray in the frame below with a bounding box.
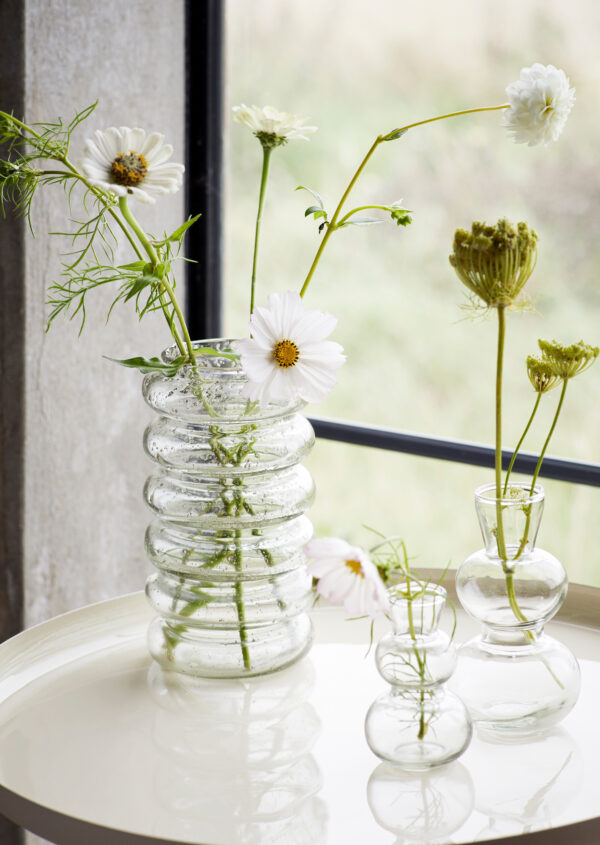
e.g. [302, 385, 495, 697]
[0, 587, 599, 845]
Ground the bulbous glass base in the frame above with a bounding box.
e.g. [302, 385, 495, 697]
[451, 632, 580, 737]
[147, 613, 313, 679]
[365, 689, 473, 771]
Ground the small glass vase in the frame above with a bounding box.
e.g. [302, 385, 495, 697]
[142, 339, 315, 678]
[452, 482, 580, 736]
[365, 582, 472, 771]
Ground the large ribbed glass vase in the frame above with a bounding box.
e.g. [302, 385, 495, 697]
[142, 340, 315, 678]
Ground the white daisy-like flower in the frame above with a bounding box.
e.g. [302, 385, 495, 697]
[237, 291, 345, 406]
[79, 127, 184, 204]
[232, 104, 317, 146]
[305, 538, 390, 618]
[503, 63, 575, 147]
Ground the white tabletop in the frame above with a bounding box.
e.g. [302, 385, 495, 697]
[0, 591, 599, 845]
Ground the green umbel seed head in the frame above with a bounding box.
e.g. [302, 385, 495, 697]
[537, 339, 600, 380]
[526, 355, 561, 394]
[449, 218, 538, 308]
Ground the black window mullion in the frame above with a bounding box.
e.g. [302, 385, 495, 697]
[185, 0, 224, 340]
[310, 418, 600, 488]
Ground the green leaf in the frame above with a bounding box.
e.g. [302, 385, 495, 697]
[166, 213, 202, 243]
[384, 128, 408, 142]
[305, 205, 328, 220]
[104, 355, 187, 376]
[195, 347, 239, 362]
[118, 260, 147, 271]
[296, 185, 325, 210]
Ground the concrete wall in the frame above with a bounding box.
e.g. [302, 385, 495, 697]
[1, 1, 186, 841]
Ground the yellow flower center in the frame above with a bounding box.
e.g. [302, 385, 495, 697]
[272, 339, 299, 369]
[345, 558, 364, 578]
[110, 151, 148, 187]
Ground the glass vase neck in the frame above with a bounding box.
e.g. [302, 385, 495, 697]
[474, 482, 544, 559]
[388, 581, 447, 637]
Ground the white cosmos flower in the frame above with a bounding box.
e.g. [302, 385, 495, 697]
[232, 104, 317, 143]
[79, 127, 184, 204]
[305, 538, 390, 618]
[237, 291, 345, 406]
[503, 64, 575, 147]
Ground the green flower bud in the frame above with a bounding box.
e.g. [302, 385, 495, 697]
[449, 218, 538, 308]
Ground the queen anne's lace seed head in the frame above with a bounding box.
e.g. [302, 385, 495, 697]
[537, 339, 599, 380]
[449, 219, 538, 308]
[503, 63, 575, 147]
[527, 355, 561, 394]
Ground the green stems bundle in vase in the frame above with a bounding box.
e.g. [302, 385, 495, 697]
[449, 219, 598, 735]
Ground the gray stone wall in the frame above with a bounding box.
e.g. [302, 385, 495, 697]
[0, 0, 186, 842]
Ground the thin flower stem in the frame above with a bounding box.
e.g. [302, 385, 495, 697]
[118, 197, 195, 363]
[384, 103, 509, 137]
[298, 103, 509, 299]
[495, 305, 507, 560]
[503, 393, 542, 494]
[530, 379, 568, 494]
[299, 136, 381, 298]
[250, 146, 272, 315]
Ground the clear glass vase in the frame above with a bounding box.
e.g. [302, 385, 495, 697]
[452, 482, 580, 736]
[364, 582, 472, 770]
[142, 340, 315, 678]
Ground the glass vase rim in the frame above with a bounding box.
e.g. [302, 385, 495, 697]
[162, 338, 242, 370]
[388, 579, 448, 605]
[474, 481, 544, 506]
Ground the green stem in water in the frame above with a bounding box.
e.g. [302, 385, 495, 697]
[234, 528, 251, 671]
[250, 145, 272, 315]
[298, 103, 509, 300]
[118, 196, 195, 363]
[530, 379, 568, 495]
[495, 305, 507, 560]
[504, 393, 542, 495]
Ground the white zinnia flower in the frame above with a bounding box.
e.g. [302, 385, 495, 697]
[305, 538, 390, 618]
[503, 63, 575, 147]
[80, 127, 184, 203]
[237, 291, 345, 406]
[232, 104, 317, 146]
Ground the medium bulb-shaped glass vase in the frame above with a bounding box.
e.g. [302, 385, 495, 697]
[142, 340, 315, 678]
[365, 582, 472, 770]
[452, 482, 580, 736]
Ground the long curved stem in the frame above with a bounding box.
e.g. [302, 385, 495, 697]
[118, 197, 195, 363]
[530, 380, 568, 494]
[299, 136, 381, 298]
[503, 393, 542, 494]
[298, 103, 509, 299]
[250, 146, 272, 314]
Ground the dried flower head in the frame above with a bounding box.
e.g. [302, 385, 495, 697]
[526, 355, 561, 394]
[538, 339, 600, 380]
[449, 219, 538, 308]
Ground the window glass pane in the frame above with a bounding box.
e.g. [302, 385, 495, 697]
[305, 441, 600, 588]
[225, 1, 599, 463]
[224, 2, 599, 586]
